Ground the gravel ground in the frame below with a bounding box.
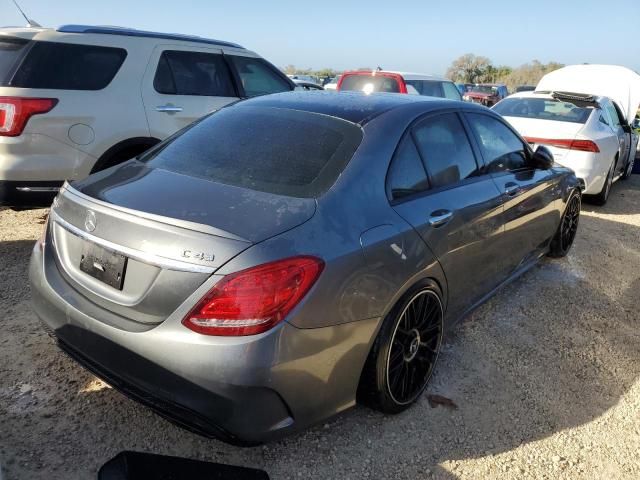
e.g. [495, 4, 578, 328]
[1, 177, 639, 480]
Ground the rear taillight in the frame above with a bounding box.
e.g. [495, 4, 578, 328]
[0, 97, 58, 137]
[182, 256, 324, 336]
[524, 137, 600, 153]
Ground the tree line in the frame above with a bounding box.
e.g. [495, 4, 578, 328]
[282, 54, 564, 90]
[445, 54, 564, 90]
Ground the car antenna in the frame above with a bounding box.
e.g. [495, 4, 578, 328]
[11, 0, 42, 27]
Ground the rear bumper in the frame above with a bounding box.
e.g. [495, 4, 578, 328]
[554, 151, 609, 195]
[29, 239, 380, 444]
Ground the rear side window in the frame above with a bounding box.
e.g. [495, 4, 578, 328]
[9, 41, 126, 90]
[339, 74, 401, 93]
[228, 56, 292, 97]
[412, 113, 480, 188]
[153, 50, 235, 96]
[466, 113, 529, 173]
[493, 98, 592, 124]
[387, 135, 430, 200]
[404, 80, 461, 100]
[140, 105, 362, 198]
[0, 37, 29, 84]
[605, 103, 622, 129]
[442, 82, 462, 100]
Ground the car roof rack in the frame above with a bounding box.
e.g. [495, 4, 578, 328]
[56, 25, 244, 49]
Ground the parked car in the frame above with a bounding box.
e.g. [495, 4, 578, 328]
[337, 71, 462, 100]
[287, 74, 320, 85]
[495, 64, 640, 204]
[0, 25, 295, 207]
[292, 79, 324, 91]
[463, 84, 509, 106]
[30, 91, 581, 445]
[494, 91, 636, 204]
[515, 85, 536, 93]
[323, 75, 341, 91]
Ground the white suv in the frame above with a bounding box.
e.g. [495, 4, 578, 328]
[0, 25, 294, 206]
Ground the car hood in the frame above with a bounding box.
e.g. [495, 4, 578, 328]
[537, 65, 640, 124]
[71, 160, 316, 244]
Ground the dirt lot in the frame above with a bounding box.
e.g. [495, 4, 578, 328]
[1, 177, 639, 480]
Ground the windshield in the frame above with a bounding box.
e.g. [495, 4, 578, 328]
[470, 85, 496, 94]
[0, 36, 29, 84]
[140, 105, 363, 198]
[339, 74, 400, 93]
[493, 97, 593, 124]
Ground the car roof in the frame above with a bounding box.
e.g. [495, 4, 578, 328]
[237, 91, 467, 125]
[55, 25, 244, 49]
[342, 70, 449, 82]
[0, 25, 244, 49]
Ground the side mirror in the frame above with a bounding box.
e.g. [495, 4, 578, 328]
[633, 119, 640, 129]
[622, 124, 632, 134]
[532, 145, 554, 169]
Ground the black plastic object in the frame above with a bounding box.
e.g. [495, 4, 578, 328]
[98, 451, 270, 480]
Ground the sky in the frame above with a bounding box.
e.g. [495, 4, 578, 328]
[3, 0, 639, 75]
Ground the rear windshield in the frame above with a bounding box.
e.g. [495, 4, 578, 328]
[340, 74, 400, 93]
[0, 36, 29, 83]
[140, 105, 363, 198]
[4, 41, 127, 90]
[405, 80, 461, 100]
[493, 97, 593, 124]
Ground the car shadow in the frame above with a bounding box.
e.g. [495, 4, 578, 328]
[1, 182, 639, 479]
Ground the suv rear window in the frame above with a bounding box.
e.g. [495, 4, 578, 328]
[6, 41, 127, 90]
[405, 80, 461, 100]
[493, 98, 593, 124]
[154, 50, 235, 96]
[141, 105, 363, 198]
[340, 74, 401, 93]
[0, 37, 29, 84]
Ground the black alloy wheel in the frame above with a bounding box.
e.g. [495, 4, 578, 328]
[560, 193, 580, 253]
[549, 190, 581, 258]
[386, 290, 443, 405]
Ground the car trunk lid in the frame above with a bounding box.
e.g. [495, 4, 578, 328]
[502, 115, 587, 161]
[48, 164, 316, 325]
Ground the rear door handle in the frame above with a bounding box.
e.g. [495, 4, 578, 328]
[155, 105, 183, 114]
[428, 210, 453, 228]
[504, 182, 520, 197]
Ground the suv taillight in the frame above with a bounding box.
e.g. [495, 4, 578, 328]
[182, 256, 324, 336]
[0, 97, 58, 137]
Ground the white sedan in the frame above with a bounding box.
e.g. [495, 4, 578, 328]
[493, 91, 636, 204]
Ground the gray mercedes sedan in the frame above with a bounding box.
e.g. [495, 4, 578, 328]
[29, 92, 581, 445]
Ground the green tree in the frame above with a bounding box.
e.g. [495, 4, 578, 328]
[446, 54, 492, 83]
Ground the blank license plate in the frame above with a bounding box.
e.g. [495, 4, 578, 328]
[79, 242, 128, 290]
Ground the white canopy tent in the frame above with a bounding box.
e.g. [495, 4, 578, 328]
[536, 65, 640, 124]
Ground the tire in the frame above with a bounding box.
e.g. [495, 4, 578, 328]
[357, 281, 444, 414]
[548, 190, 581, 258]
[591, 158, 615, 206]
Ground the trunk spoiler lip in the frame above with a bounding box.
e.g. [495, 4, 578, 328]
[59, 181, 252, 244]
[49, 208, 216, 275]
[534, 90, 601, 108]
